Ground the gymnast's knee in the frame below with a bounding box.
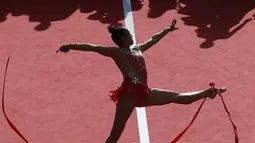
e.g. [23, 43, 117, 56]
[144, 88, 180, 106]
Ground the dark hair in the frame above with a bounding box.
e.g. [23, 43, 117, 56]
[108, 26, 127, 46]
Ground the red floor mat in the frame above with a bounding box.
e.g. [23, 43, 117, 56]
[1, 0, 255, 142]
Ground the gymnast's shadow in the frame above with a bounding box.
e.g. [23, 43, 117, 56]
[0, 0, 143, 31]
[147, 0, 254, 48]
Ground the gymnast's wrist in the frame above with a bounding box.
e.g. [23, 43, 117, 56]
[70, 44, 78, 50]
[165, 26, 171, 31]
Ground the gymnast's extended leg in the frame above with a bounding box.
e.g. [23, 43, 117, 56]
[105, 93, 136, 143]
[144, 87, 227, 106]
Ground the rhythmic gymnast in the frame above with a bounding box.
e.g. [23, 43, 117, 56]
[57, 19, 227, 143]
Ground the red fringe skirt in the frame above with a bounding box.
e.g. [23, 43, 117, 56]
[109, 78, 151, 107]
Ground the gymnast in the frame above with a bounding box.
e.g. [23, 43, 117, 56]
[57, 19, 227, 143]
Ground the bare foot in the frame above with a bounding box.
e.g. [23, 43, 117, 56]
[209, 87, 227, 99]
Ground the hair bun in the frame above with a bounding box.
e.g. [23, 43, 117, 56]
[108, 26, 116, 34]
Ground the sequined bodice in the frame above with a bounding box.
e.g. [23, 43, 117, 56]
[122, 50, 148, 86]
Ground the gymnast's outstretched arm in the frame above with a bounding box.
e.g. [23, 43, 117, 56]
[57, 43, 119, 57]
[136, 19, 178, 53]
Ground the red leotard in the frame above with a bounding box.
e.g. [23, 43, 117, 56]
[109, 49, 151, 107]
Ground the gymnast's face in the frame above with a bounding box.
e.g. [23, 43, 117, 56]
[120, 29, 134, 48]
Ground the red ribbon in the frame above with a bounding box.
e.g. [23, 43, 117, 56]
[2, 56, 29, 143]
[2, 56, 238, 143]
[170, 82, 239, 143]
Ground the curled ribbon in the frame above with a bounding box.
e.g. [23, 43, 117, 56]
[170, 82, 239, 143]
[2, 56, 29, 143]
[2, 50, 55, 142]
[2, 55, 238, 143]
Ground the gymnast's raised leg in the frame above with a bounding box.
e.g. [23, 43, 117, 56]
[144, 87, 227, 106]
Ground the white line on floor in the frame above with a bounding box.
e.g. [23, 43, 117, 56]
[122, 0, 150, 143]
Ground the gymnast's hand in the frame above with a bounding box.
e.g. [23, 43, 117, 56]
[56, 44, 75, 53]
[169, 19, 178, 31]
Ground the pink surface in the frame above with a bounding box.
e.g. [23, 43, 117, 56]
[1, 0, 255, 143]
[0, 5, 139, 142]
[132, 1, 255, 142]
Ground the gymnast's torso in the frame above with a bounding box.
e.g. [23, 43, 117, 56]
[113, 47, 148, 87]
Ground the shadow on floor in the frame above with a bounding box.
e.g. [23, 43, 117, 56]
[145, 0, 254, 48]
[0, 0, 143, 31]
